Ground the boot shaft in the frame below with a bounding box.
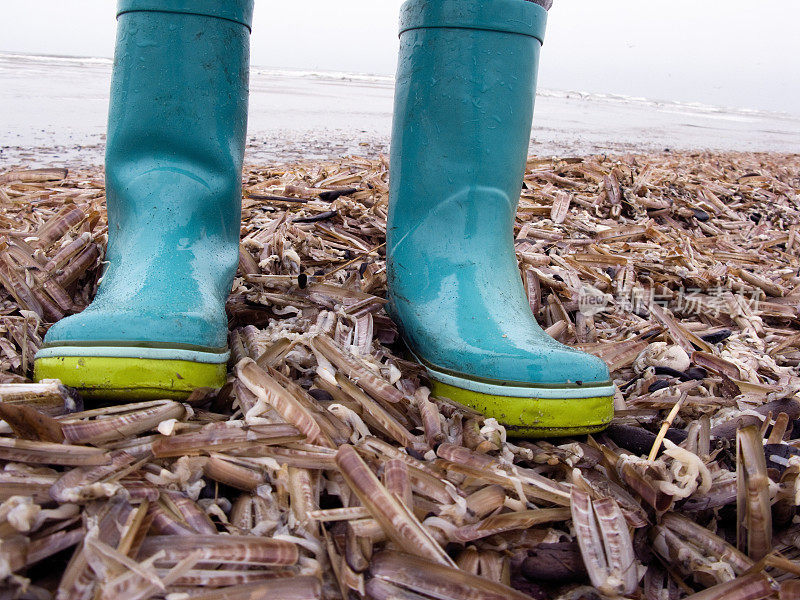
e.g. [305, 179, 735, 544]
[389, 0, 546, 235]
[106, 0, 253, 250]
[387, 0, 547, 324]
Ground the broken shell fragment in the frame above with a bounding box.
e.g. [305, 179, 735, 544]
[633, 342, 691, 374]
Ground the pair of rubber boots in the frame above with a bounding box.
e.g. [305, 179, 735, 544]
[34, 0, 614, 437]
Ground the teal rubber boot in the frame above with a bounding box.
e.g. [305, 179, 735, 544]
[387, 0, 614, 437]
[34, 0, 253, 399]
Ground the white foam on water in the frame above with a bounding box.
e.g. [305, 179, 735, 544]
[0, 52, 113, 66]
[3, 52, 792, 122]
[252, 66, 394, 86]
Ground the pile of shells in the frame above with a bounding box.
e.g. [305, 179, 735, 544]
[0, 151, 799, 599]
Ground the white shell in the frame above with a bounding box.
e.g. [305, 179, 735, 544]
[633, 342, 691, 374]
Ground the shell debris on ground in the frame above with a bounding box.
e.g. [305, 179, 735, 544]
[0, 152, 799, 599]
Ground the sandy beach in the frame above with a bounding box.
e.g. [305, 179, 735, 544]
[2, 52, 799, 167]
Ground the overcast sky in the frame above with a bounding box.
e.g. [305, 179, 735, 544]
[2, 0, 799, 115]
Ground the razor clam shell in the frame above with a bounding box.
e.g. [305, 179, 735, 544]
[151, 421, 303, 457]
[571, 488, 610, 591]
[678, 573, 774, 600]
[335, 444, 453, 566]
[0, 437, 108, 466]
[578, 468, 649, 528]
[0, 472, 58, 503]
[383, 458, 412, 507]
[464, 485, 507, 519]
[60, 399, 185, 444]
[453, 507, 571, 542]
[310, 334, 404, 404]
[229, 493, 280, 533]
[236, 358, 333, 447]
[0, 381, 78, 415]
[26, 525, 85, 566]
[50, 450, 140, 503]
[137, 535, 299, 567]
[365, 578, 433, 600]
[229, 443, 337, 469]
[148, 501, 200, 536]
[0, 401, 66, 441]
[736, 425, 773, 560]
[370, 550, 535, 600]
[56, 497, 139, 600]
[416, 387, 445, 448]
[160, 490, 218, 535]
[0, 167, 68, 183]
[593, 497, 639, 594]
[332, 372, 418, 447]
[436, 443, 570, 506]
[170, 576, 322, 600]
[203, 453, 266, 491]
[155, 568, 295, 587]
[661, 512, 753, 575]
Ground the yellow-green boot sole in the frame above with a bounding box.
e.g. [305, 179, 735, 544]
[34, 356, 226, 401]
[431, 379, 613, 438]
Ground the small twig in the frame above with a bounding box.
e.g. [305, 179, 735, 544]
[648, 390, 688, 461]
